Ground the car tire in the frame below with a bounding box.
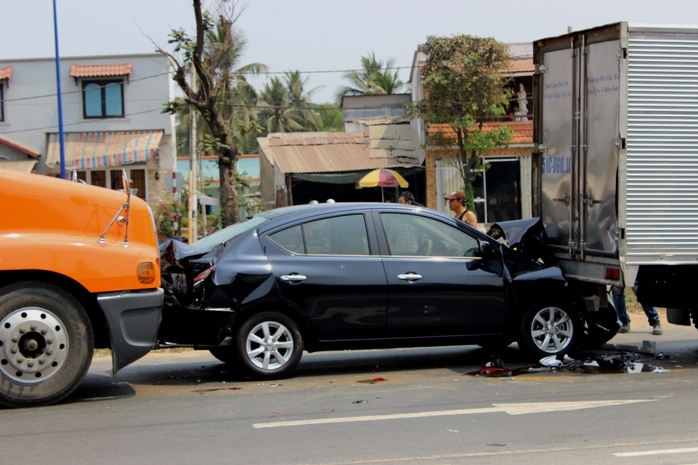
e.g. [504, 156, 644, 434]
[209, 347, 241, 367]
[518, 303, 577, 359]
[0, 282, 94, 408]
[578, 303, 621, 349]
[235, 311, 303, 380]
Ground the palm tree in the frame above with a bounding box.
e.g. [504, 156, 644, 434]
[335, 52, 405, 103]
[258, 70, 322, 133]
[283, 70, 322, 132]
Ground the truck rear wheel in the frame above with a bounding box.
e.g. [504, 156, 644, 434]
[0, 283, 94, 408]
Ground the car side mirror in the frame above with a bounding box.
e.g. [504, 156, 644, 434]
[479, 240, 494, 257]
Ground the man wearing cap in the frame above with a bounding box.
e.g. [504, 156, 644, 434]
[398, 191, 416, 205]
[445, 190, 478, 228]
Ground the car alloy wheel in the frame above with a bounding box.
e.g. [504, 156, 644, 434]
[236, 311, 302, 379]
[519, 304, 576, 358]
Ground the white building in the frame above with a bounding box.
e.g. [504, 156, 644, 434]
[0, 53, 176, 207]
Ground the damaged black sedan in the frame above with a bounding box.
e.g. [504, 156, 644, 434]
[158, 203, 617, 379]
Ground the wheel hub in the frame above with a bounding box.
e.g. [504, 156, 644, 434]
[0, 308, 69, 383]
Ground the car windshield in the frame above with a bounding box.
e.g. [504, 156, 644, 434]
[192, 216, 268, 251]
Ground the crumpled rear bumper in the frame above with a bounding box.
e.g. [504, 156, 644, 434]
[97, 288, 164, 374]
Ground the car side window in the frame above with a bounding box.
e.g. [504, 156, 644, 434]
[381, 213, 480, 257]
[269, 214, 370, 256]
[269, 225, 305, 254]
[303, 214, 369, 255]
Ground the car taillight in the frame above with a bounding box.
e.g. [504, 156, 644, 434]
[193, 264, 215, 288]
[137, 262, 157, 284]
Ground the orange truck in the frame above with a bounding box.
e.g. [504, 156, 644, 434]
[0, 169, 163, 407]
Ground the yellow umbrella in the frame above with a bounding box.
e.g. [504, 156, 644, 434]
[355, 169, 409, 202]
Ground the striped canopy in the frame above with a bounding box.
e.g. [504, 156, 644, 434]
[46, 130, 163, 169]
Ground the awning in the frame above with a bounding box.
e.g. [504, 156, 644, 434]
[46, 131, 163, 169]
[292, 166, 424, 185]
[0, 160, 37, 172]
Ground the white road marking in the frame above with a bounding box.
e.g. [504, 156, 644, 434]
[615, 447, 698, 457]
[253, 399, 653, 429]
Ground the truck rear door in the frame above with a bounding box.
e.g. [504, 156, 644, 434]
[535, 27, 622, 281]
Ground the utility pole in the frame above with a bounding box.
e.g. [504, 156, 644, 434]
[200, 157, 207, 236]
[188, 63, 198, 244]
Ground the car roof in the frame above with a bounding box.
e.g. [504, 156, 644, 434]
[253, 202, 489, 239]
[256, 202, 424, 223]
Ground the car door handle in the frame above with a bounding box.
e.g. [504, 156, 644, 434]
[280, 274, 307, 282]
[397, 273, 423, 281]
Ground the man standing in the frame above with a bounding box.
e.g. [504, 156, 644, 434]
[444, 190, 477, 228]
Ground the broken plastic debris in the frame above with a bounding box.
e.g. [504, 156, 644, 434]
[627, 363, 643, 373]
[353, 400, 368, 404]
[539, 354, 575, 367]
[653, 366, 670, 373]
[479, 362, 513, 377]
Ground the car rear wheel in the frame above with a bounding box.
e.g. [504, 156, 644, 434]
[0, 283, 94, 408]
[235, 311, 303, 380]
[518, 303, 577, 359]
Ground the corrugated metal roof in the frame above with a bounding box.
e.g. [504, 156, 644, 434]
[428, 121, 533, 145]
[69, 63, 132, 78]
[367, 123, 418, 161]
[0, 66, 12, 80]
[258, 132, 415, 174]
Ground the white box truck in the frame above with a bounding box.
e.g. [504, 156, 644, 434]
[533, 22, 698, 328]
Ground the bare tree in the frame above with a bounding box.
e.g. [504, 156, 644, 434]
[158, 0, 259, 227]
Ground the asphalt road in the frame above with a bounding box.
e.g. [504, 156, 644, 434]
[3, 324, 698, 465]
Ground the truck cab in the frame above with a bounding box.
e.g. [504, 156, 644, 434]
[0, 169, 163, 407]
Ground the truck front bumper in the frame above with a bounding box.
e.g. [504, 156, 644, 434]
[97, 288, 164, 374]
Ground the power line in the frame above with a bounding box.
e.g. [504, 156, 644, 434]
[2, 64, 417, 104]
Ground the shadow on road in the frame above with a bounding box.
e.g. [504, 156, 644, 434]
[62, 328, 698, 404]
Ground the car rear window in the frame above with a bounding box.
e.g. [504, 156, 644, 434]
[193, 216, 267, 251]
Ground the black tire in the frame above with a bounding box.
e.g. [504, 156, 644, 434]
[518, 303, 577, 359]
[209, 347, 240, 366]
[234, 311, 303, 380]
[578, 303, 621, 349]
[0, 282, 94, 408]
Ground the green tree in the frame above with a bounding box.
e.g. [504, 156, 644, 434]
[316, 103, 343, 132]
[158, 0, 265, 227]
[259, 71, 322, 133]
[335, 52, 404, 103]
[409, 35, 513, 209]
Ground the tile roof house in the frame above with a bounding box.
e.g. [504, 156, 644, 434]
[0, 54, 176, 210]
[410, 42, 536, 226]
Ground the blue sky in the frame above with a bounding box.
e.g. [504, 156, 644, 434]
[2, 0, 697, 103]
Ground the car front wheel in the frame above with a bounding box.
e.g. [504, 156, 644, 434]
[518, 303, 577, 359]
[235, 311, 303, 380]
